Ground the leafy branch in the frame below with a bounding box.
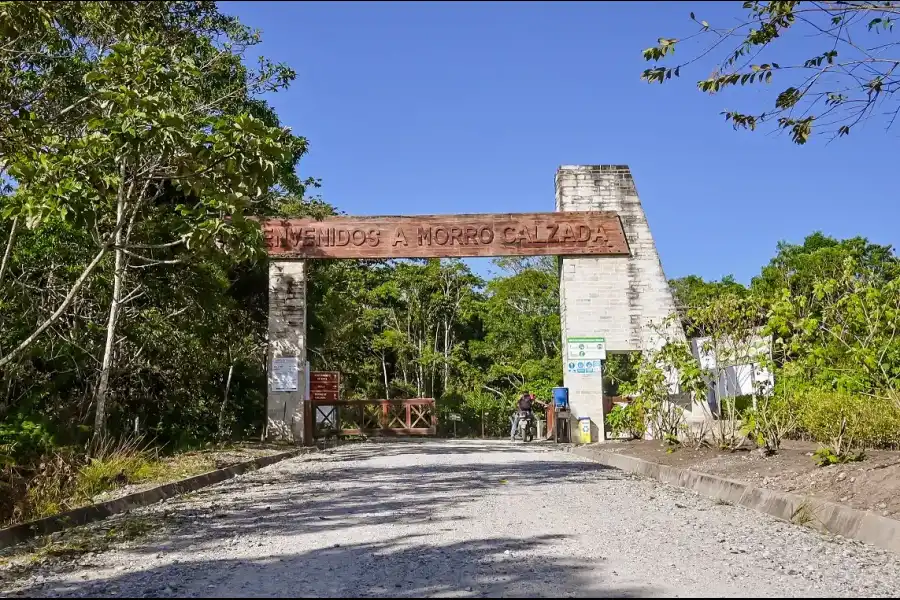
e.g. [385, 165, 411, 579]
[641, 1, 900, 143]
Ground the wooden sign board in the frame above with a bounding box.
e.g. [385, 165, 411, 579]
[310, 371, 340, 389]
[261, 212, 630, 260]
[310, 389, 339, 402]
[309, 371, 340, 403]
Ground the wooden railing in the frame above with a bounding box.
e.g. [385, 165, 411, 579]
[312, 398, 437, 438]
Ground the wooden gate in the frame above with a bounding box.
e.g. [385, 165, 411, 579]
[312, 398, 437, 438]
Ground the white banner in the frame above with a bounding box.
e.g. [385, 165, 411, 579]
[271, 357, 299, 392]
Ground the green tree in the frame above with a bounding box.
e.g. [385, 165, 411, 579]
[669, 275, 749, 336]
[751, 232, 899, 301]
[641, 1, 900, 143]
[492, 255, 557, 276]
[767, 255, 900, 396]
[0, 2, 305, 436]
[482, 266, 561, 362]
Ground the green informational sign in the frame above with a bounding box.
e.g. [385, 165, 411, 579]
[566, 337, 606, 361]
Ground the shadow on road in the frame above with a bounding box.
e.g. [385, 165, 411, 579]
[130, 442, 622, 549]
[23, 533, 656, 598]
[10, 441, 654, 598]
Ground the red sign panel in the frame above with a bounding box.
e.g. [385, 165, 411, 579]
[310, 372, 340, 387]
[310, 390, 339, 402]
[310, 371, 340, 402]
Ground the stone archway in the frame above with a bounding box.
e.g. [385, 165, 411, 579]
[260, 164, 683, 445]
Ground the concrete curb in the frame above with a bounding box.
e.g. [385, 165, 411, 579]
[567, 445, 900, 555]
[0, 448, 312, 550]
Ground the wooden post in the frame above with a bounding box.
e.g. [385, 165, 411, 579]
[303, 399, 314, 446]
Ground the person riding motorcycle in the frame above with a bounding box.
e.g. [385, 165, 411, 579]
[510, 393, 546, 441]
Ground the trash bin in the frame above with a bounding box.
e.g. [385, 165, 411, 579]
[552, 387, 569, 409]
[578, 416, 592, 444]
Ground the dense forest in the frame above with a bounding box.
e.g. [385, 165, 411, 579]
[1, 2, 899, 525]
[0, 3, 562, 463]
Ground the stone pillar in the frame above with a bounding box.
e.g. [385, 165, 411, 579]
[267, 260, 307, 444]
[556, 165, 684, 442]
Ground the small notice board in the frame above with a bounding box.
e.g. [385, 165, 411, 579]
[271, 357, 299, 392]
[566, 337, 605, 375]
[566, 336, 606, 361]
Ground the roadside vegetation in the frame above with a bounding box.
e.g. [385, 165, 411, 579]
[607, 235, 900, 465]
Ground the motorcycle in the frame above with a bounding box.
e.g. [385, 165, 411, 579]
[512, 411, 536, 443]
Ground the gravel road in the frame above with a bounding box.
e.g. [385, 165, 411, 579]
[3, 439, 900, 598]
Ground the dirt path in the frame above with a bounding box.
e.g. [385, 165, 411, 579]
[2, 440, 900, 597]
[600, 439, 900, 518]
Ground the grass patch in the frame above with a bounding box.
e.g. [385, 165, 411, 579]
[76, 454, 156, 500]
[2, 438, 279, 530]
[0, 514, 163, 587]
[17, 452, 80, 522]
[791, 499, 818, 527]
[2, 436, 222, 529]
[102, 514, 159, 542]
[72, 438, 218, 503]
[160, 452, 216, 480]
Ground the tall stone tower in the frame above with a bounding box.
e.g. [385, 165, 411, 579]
[556, 165, 684, 442]
[266, 261, 308, 443]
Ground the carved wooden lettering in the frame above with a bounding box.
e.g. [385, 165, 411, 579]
[260, 212, 629, 259]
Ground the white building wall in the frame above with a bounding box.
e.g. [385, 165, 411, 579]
[690, 332, 775, 413]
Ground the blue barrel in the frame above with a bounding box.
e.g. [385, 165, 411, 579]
[552, 387, 569, 408]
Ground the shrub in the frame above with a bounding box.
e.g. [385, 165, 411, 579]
[620, 344, 697, 442]
[740, 393, 799, 454]
[0, 417, 56, 465]
[605, 401, 646, 440]
[798, 389, 900, 461]
[812, 446, 865, 467]
[648, 400, 686, 442]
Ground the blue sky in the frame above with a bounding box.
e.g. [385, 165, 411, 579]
[227, 1, 897, 283]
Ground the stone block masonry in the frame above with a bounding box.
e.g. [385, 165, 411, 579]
[556, 165, 685, 442]
[267, 260, 307, 443]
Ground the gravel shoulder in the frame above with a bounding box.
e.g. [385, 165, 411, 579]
[2, 439, 900, 598]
